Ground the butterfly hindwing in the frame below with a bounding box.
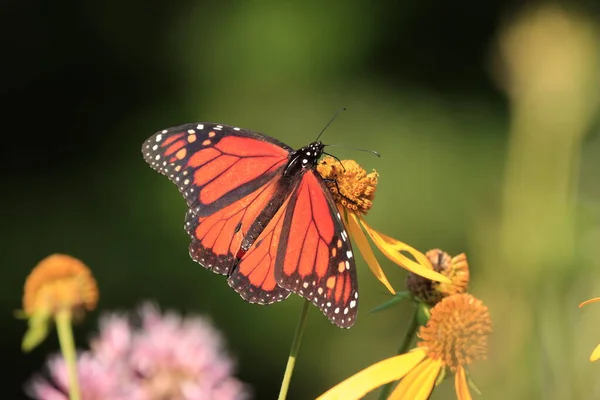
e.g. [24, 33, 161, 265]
[227, 191, 293, 304]
[274, 171, 359, 328]
[183, 173, 281, 275]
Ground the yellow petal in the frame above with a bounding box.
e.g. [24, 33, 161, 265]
[346, 211, 395, 294]
[388, 357, 442, 400]
[579, 297, 600, 308]
[454, 366, 473, 400]
[590, 343, 600, 362]
[316, 349, 427, 400]
[358, 217, 451, 283]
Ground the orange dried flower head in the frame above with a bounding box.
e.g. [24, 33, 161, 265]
[417, 293, 492, 372]
[317, 156, 378, 215]
[23, 254, 98, 317]
[406, 249, 470, 305]
[315, 157, 451, 290]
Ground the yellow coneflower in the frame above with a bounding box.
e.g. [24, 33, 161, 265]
[20, 253, 98, 400]
[406, 249, 470, 306]
[317, 157, 450, 292]
[579, 297, 600, 361]
[317, 293, 492, 400]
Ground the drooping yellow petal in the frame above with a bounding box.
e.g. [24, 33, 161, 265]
[346, 210, 395, 294]
[316, 349, 426, 400]
[579, 297, 600, 308]
[388, 357, 442, 400]
[358, 216, 450, 283]
[454, 366, 473, 400]
[590, 343, 600, 362]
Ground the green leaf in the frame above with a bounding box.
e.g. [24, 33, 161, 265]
[416, 302, 431, 325]
[468, 375, 483, 395]
[21, 310, 52, 352]
[434, 366, 447, 386]
[13, 309, 29, 320]
[370, 291, 411, 313]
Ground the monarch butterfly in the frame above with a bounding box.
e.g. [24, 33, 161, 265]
[142, 122, 358, 328]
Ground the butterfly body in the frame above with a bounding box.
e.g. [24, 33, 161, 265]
[143, 123, 358, 328]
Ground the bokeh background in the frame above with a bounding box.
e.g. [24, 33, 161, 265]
[2, 1, 600, 399]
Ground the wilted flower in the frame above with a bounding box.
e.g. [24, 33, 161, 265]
[20, 254, 99, 351]
[317, 157, 449, 292]
[407, 249, 470, 306]
[19, 254, 100, 400]
[22, 254, 98, 317]
[28, 303, 249, 400]
[317, 294, 492, 400]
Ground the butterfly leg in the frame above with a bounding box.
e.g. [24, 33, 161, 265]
[322, 177, 354, 205]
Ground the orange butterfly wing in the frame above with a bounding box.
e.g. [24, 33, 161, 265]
[229, 170, 358, 327]
[144, 124, 359, 322]
[227, 192, 293, 304]
[143, 123, 292, 285]
[142, 123, 292, 216]
[275, 171, 358, 328]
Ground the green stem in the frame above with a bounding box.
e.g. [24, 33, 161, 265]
[56, 309, 81, 400]
[278, 299, 311, 400]
[377, 307, 419, 400]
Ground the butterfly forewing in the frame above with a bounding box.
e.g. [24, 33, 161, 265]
[274, 171, 359, 328]
[143, 123, 292, 276]
[142, 123, 292, 216]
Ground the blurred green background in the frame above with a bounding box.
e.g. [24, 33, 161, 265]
[2, 1, 600, 399]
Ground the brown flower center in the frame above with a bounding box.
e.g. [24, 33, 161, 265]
[406, 249, 470, 305]
[417, 294, 492, 371]
[317, 156, 378, 215]
[23, 254, 98, 316]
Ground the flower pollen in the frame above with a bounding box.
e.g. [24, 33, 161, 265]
[317, 156, 378, 215]
[23, 254, 98, 316]
[417, 294, 491, 372]
[407, 249, 470, 305]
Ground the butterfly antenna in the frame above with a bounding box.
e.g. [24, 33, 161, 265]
[315, 107, 347, 142]
[323, 144, 381, 158]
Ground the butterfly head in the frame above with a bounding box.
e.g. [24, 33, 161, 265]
[284, 141, 325, 178]
[298, 141, 325, 168]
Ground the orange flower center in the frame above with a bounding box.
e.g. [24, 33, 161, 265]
[407, 249, 470, 305]
[417, 294, 492, 371]
[23, 254, 98, 316]
[317, 156, 378, 215]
